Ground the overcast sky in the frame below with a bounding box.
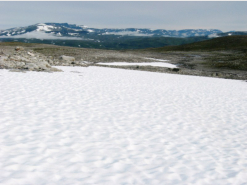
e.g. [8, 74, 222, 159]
[0, 1, 246, 32]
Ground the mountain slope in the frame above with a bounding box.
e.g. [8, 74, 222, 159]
[150, 35, 247, 52]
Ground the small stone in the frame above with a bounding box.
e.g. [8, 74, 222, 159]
[27, 52, 35, 57]
[172, 68, 180, 72]
[15, 46, 24, 51]
[59, 55, 75, 62]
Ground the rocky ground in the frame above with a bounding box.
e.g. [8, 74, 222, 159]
[0, 45, 89, 72]
[0, 47, 60, 72]
[0, 42, 246, 80]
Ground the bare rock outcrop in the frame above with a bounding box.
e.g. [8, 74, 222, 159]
[0, 47, 62, 72]
[59, 55, 75, 63]
[52, 55, 89, 67]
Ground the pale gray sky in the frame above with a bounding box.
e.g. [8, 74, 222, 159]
[0, 1, 246, 32]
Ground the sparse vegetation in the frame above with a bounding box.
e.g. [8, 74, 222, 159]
[147, 36, 247, 71]
[149, 35, 247, 52]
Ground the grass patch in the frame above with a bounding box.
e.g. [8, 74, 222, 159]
[203, 52, 247, 70]
[0, 42, 37, 47]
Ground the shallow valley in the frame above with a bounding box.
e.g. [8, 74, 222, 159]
[0, 37, 247, 80]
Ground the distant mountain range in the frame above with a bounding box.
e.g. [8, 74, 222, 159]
[0, 23, 246, 50]
[0, 23, 224, 38]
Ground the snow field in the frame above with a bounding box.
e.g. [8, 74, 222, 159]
[0, 66, 247, 185]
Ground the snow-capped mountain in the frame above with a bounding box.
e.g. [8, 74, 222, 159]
[0, 23, 223, 39]
[1, 23, 246, 50]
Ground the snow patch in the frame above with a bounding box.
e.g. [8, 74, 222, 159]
[79, 25, 88, 28]
[68, 33, 79, 36]
[87, 29, 94, 32]
[97, 62, 177, 68]
[103, 31, 154, 37]
[36, 24, 54, 31]
[145, 57, 169, 62]
[208, 33, 219, 38]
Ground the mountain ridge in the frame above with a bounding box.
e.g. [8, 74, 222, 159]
[1, 23, 247, 50]
[0, 22, 223, 39]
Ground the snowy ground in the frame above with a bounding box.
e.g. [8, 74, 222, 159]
[97, 62, 177, 68]
[0, 66, 247, 185]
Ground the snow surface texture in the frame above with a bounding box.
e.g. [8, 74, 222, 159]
[97, 62, 177, 68]
[0, 66, 247, 185]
